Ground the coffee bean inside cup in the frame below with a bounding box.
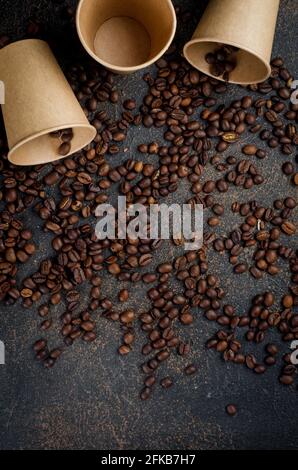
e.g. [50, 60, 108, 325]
[49, 128, 74, 156]
[205, 44, 239, 81]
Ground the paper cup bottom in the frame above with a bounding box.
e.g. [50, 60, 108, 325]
[94, 17, 151, 68]
[76, 0, 176, 74]
[8, 124, 96, 166]
[184, 40, 271, 85]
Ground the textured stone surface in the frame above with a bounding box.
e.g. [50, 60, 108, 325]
[0, 0, 297, 450]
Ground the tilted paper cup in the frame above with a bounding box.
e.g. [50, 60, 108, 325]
[0, 39, 96, 166]
[76, 0, 177, 74]
[183, 0, 280, 85]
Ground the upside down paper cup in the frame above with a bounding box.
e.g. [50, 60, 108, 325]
[0, 39, 96, 166]
[183, 0, 280, 85]
[76, 0, 177, 74]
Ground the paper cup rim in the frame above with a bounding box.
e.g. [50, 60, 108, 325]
[76, 0, 177, 73]
[0, 38, 48, 56]
[183, 37, 271, 85]
[8, 123, 97, 166]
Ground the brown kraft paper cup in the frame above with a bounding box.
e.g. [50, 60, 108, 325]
[183, 0, 280, 85]
[0, 39, 96, 166]
[76, 0, 177, 74]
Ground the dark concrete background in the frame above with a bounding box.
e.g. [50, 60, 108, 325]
[0, 0, 297, 450]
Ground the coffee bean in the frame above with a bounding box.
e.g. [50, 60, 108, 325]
[33, 339, 47, 352]
[212, 204, 224, 216]
[40, 319, 52, 331]
[266, 343, 278, 355]
[281, 221, 296, 235]
[160, 377, 173, 389]
[157, 263, 172, 274]
[38, 304, 49, 317]
[184, 364, 198, 375]
[282, 294, 293, 308]
[82, 331, 96, 342]
[242, 145, 257, 155]
[144, 375, 155, 388]
[279, 375, 294, 385]
[81, 321, 95, 332]
[50, 348, 62, 360]
[282, 162, 294, 175]
[120, 309, 135, 324]
[124, 99, 136, 110]
[118, 344, 131, 355]
[180, 312, 193, 325]
[51, 293, 61, 305]
[44, 358, 55, 369]
[140, 387, 151, 400]
[123, 332, 134, 345]
[118, 289, 129, 302]
[234, 263, 247, 274]
[58, 142, 71, 156]
[44, 171, 60, 186]
[246, 354, 257, 369]
[264, 355, 276, 366]
[226, 404, 237, 416]
[108, 263, 121, 275]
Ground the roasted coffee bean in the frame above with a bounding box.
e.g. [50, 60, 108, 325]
[266, 343, 278, 355]
[82, 331, 96, 342]
[143, 374, 155, 388]
[180, 312, 193, 325]
[38, 304, 49, 317]
[234, 263, 247, 274]
[160, 377, 173, 389]
[40, 319, 52, 331]
[50, 348, 62, 360]
[33, 339, 47, 352]
[242, 145, 257, 155]
[157, 262, 173, 274]
[58, 142, 71, 156]
[279, 375, 294, 385]
[118, 289, 129, 302]
[124, 99, 136, 110]
[123, 332, 134, 345]
[184, 364, 198, 375]
[140, 387, 151, 400]
[43, 358, 55, 369]
[226, 404, 237, 416]
[118, 344, 131, 355]
[120, 309, 135, 324]
[178, 342, 191, 356]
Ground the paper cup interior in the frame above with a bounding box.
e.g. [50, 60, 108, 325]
[8, 124, 96, 166]
[76, 0, 176, 72]
[184, 40, 271, 85]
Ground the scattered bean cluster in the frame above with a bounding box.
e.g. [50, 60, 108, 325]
[0, 3, 297, 413]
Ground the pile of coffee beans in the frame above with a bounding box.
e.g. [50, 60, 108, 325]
[212, 197, 296, 279]
[0, 3, 297, 408]
[0, 211, 35, 301]
[205, 45, 239, 81]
